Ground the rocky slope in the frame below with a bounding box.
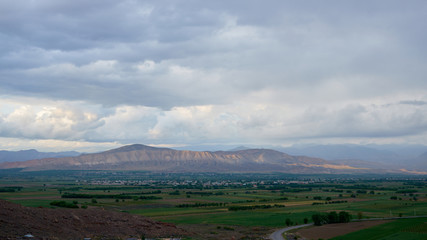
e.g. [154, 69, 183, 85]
[0, 199, 186, 239]
[0, 144, 381, 173]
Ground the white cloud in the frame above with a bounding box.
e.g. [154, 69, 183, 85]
[0, 100, 104, 140]
[0, 137, 121, 153]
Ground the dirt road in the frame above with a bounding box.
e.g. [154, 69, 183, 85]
[268, 223, 313, 240]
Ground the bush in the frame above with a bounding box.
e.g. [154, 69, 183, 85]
[50, 200, 78, 208]
[223, 226, 234, 231]
[285, 218, 292, 226]
[169, 190, 180, 195]
[304, 218, 308, 224]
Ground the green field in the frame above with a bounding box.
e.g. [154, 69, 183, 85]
[330, 217, 427, 240]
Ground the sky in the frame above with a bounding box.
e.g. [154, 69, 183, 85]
[1, 0, 427, 152]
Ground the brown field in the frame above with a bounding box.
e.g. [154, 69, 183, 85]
[295, 220, 391, 239]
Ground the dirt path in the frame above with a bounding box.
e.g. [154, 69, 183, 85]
[269, 223, 313, 240]
[296, 220, 391, 239]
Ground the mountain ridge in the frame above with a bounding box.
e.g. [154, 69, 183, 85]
[0, 144, 424, 174]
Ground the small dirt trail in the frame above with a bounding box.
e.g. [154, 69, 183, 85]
[269, 223, 313, 240]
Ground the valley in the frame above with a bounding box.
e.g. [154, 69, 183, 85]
[1, 170, 426, 239]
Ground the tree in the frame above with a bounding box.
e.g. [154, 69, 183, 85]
[339, 211, 351, 223]
[303, 218, 308, 224]
[312, 211, 352, 226]
[285, 218, 292, 226]
[312, 213, 328, 226]
[328, 211, 339, 223]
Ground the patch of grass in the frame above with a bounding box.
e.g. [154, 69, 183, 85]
[129, 207, 226, 217]
[156, 208, 318, 227]
[8, 199, 55, 208]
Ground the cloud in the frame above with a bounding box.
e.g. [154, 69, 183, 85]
[0, 137, 121, 153]
[296, 101, 427, 139]
[1, 94, 427, 151]
[2, 60, 242, 108]
[0, 102, 104, 140]
[1, 1, 427, 150]
[399, 100, 427, 106]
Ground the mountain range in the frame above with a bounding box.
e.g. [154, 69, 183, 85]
[0, 149, 80, 163]
[277, 144, 427, 171]
[0, 144, 425, 174]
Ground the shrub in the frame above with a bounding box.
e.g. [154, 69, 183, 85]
[50, 200, 78, 208]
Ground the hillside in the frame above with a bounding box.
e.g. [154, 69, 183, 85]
[0, 199, 186, 239]
[0, 144, 394, 174]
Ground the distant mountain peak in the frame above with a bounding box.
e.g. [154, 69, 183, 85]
[104, 144, 168, 153]
[228, 146, 250, 151]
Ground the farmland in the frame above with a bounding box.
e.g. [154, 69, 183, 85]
[329, 217, 427, 240]
[0, 170, 426, 239]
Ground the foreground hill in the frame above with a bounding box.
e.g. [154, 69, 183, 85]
[0, 144, 392, 174]
[0, 199, 186, 239]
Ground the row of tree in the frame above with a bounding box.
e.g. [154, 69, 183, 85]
[312, 211, 351, 226]
[228, 204, 285, 211]
[176, 202, 227, 208]
[62, 193, 161, 200]
[50, 200, 79, 208]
